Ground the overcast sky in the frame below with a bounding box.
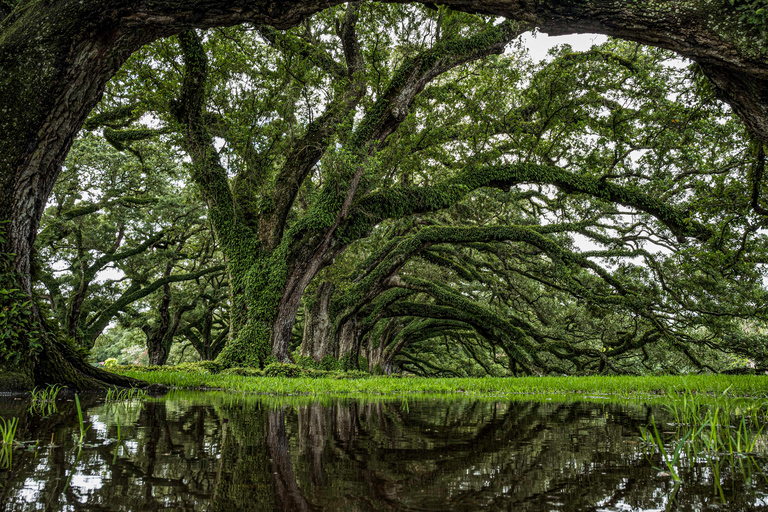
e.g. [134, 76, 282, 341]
[519, 31, 608, 62]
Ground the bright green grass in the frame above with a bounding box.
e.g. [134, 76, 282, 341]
[111, 369, 768, 402]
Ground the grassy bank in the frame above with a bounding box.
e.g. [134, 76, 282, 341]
[107, 366, 768, 402]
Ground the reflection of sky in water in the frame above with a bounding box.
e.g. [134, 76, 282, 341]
[19, 477, 44, 504]
[2, 396, 768, 511]
[70, 474, 103, 501]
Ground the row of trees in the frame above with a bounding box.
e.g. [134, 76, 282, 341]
[1, 0, 767, 388]
[19, 4, 767, 380]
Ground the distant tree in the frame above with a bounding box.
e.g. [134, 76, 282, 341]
[35, 134, 225, 364]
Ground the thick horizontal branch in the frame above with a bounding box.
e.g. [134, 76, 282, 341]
[347, 163, 710, 243]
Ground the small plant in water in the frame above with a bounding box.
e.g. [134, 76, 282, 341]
[105, 387, 147, 403]
[74, 394, 91, 446]
[640, 388, 768, 503]
[29, 384, 63, 415]
[0, 417, 19, 470]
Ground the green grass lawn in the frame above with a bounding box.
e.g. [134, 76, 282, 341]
[109, 366, 768, 403]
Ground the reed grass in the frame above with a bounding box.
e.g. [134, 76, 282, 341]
[105, 387, 147, 402]
[29, 384, 62, 416]
[74, 395, 90, 446]
[0, 416, 18, 470]
[639, 388, 768, 502]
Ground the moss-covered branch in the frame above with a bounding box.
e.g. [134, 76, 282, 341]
[346, 163, 710, 243]
[175, 30, 250, 251]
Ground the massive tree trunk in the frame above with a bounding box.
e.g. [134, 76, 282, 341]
[300, 281, 335, 362]
[1, 0, 767, 388]
[336, 316, 363, 370]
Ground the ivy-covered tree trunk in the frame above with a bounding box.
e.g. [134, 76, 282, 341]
[144, 281, 194, 366]
[336, 316, 363, 370]
[169, 16, 528, 368]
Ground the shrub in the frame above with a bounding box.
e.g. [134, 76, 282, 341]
[264, 363, 305, 378]
[319, 355, 341, 371]
[293, 355, 319, 369]
[331, 370, 369, 380]
[194, 360, 224, 374]
[221, 367, 264, 377]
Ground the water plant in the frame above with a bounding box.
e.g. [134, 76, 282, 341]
[0, 416, 18, 470]
[29, 383, 63, 415]
[105, 387, 147, 403]
[639, 388, 768, 503]
[74, 394, 90, 446]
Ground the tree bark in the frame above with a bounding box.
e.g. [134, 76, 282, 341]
[144, 280, 194, 366]
[300, 281, 335, 361]
[337, 316, 363, 369]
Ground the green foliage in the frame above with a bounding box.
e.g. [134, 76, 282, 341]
[105, 387, 147, 402]
[0, 417, 18, 470]
[0, 285, 40, 364]
[217, 321, 272, 368]
[221, 367, 265, 377]
[264, 363, 306, 378]
[91, 328, 147, 365]
[29, 384, 62, 416]
[319, 355, 341, 371]
[176, 360, 223, 374]
[28, 4, 768, 380]
[103, 360, 223, 376]
[0, 225, 41, 366]
[728, 0, 768, 38]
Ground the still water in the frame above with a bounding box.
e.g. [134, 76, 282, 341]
[1, 392, 767, 511]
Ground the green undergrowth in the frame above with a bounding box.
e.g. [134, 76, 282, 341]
[104, 365, 768, 403]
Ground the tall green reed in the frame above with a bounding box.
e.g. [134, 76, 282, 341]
[0, 417, 18, 469]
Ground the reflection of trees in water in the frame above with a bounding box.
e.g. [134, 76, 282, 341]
[1, 397, 765, 511]
[287, 401, 664, 511]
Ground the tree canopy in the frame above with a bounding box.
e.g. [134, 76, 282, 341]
[1, 0, 767, 388]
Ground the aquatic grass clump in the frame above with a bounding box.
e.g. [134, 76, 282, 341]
[0, 417, 18, 469]
[29, 384, 62, 415]
[105, 387, 147, 403]
[639, 389, 768, 502]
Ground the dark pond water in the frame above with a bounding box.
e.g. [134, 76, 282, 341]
[1, 392, 767, 511]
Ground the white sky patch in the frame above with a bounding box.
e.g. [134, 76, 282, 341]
[519, 31, 608, 62]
